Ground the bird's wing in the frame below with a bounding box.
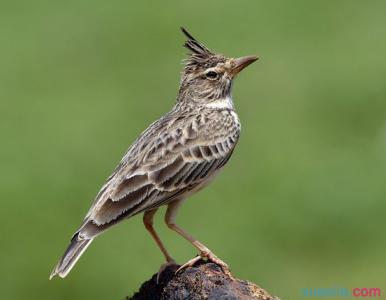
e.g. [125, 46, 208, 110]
[78, 110, 240, 238]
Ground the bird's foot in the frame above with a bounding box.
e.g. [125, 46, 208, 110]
[176, 251, 232, 278]
[156, 259, 178, 284]
[175, 255, 201, 274]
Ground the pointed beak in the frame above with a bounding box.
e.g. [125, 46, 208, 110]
[230, 55, 258, 77]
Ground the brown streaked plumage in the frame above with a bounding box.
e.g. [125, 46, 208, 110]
[50, 27, 258, 279]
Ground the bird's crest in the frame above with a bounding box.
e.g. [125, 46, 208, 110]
[181, 27, 224, 72]
[181, 27, 213, 56]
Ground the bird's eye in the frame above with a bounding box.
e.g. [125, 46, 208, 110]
[206, 71, 218, 79]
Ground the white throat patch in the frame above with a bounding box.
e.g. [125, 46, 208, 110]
[205, 96, 234, 109]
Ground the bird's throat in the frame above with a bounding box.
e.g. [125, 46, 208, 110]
[205, 96, 234, 109]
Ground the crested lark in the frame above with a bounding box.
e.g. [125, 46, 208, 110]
[50, 27, 257, 279]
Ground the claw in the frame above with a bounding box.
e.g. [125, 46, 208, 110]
[176, 255, 201, 274]
[205, 252, 232, 278]
[176, 251, 232, 278]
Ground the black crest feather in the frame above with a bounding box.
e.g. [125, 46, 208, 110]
[180, 27, 213, 56]
[180, 27, 225, 73]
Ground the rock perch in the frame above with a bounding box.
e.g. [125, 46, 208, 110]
[128, 260, 281, 300]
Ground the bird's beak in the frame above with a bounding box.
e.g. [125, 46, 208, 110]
[230, 55, 258, 77]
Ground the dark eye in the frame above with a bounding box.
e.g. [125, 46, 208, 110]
[206, 71, 218, 79]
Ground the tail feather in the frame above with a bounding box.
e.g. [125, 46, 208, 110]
[50, 235, 93, 279]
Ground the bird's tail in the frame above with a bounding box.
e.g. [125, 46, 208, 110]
[50, 234, 93, 279]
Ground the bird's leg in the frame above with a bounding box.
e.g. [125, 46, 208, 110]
[143, 209, 177, 282]
[164, 199, 231, 275]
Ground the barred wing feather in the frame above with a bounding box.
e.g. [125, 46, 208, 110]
[78, 111, 239, 239]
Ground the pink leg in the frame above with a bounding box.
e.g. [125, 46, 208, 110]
[164, 199, 230, 275]
[143, 209, 177, 282]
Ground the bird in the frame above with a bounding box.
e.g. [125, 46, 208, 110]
[50, 27, 257, 279]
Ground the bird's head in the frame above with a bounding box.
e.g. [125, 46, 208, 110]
[178, 27, 258, 105]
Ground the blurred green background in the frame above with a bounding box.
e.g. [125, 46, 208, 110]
[1, 1, 386, 299]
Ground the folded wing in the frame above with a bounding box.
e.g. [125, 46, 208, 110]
[77, 110, 240, 239]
